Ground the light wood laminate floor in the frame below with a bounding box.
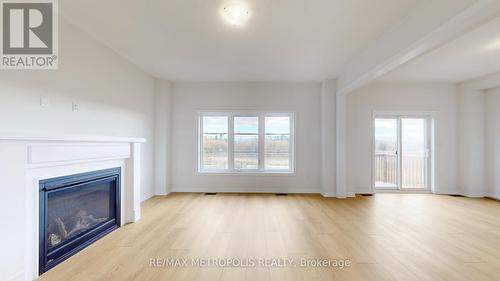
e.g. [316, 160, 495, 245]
[38, 193, 500, 281]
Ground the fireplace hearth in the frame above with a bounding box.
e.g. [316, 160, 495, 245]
[39, 168, 121, 274]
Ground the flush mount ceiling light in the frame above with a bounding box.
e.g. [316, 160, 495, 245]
[220, 2, 251, 26]
[485, 38, 500, 50]
[492, 39, 500, 49]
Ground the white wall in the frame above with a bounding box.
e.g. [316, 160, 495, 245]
[170, 82, 322, 193]
[0, 19, 156, 201]
[485, 87, 500, 199]
[320, 80, 337, 196]
[346, 82, 459, 194]
[0, 19, 156, 281]
[457, 88, 485, 197]
[154, 80, 173, 195]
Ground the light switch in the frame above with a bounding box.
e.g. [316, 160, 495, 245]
[72, 102, 79, 112]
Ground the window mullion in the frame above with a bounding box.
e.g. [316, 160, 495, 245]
[259, 114, 265, 171]
[289, 113, 294, 172]
[228, 114, 235, 172]
[199, 115, 203, 172]
[397, 116, 402, 190]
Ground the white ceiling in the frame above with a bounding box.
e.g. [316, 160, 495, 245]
[61, 0, 418, 82]
[382, 16, 500, 83]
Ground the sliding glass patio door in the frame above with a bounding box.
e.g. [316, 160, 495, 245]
[374, 116, 431, 191]
[374, 118, 399, 189]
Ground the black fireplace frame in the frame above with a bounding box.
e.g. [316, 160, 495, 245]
[39, 167, 121, 274]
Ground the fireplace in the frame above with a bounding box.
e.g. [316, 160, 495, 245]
[39, 168, 121, 274]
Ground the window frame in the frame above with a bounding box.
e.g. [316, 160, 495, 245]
[198, 111, 295, 175]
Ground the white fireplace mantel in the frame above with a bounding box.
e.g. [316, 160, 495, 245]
[0, 133, 146, 143]
[0, 135, 145, 281]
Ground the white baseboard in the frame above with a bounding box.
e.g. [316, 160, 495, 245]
[376, 189, 432, 194]
[320, 192, 357, 198]
[320, 192, 336, 198]
[486, 193, 500, 200]
[348, 187, 374, 195]
[171, 187, 321, 194]
[347, 192, 357, 198]
[461, 191, 486, 198]
[140, 193, 156, 202]
[154, 192, 171, 197]
[6, 271, 24, 281]
[434, 191, 494, 199]
[434, 190, 460, 196]
[153, 191, 170, 196]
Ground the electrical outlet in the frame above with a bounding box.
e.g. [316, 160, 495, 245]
[72, 102, 79, 112]
[40, 95, 50, 107]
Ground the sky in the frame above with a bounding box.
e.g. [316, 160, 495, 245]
[375, 118, 426, 151]
[203, 116, 290, 134]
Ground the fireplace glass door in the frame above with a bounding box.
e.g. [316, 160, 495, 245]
[39, 168, 120, 274]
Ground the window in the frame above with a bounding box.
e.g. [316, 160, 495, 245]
[234, 116, 259, 170]
[265, 116, 291, 170]
[201, 116, 228, 170]
[199, 112, 294, 173]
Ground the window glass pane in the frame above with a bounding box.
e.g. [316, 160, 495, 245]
[234, 116, 258, 134]
[234, 117, 259, 170]
[401, 118, 427, 189]
[203, 116, 228, 134]
[265, 116, 290, 134]
[265, 116, 290, 170]
[202, 116, 228, 170]
[374, 118, 398, 188]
